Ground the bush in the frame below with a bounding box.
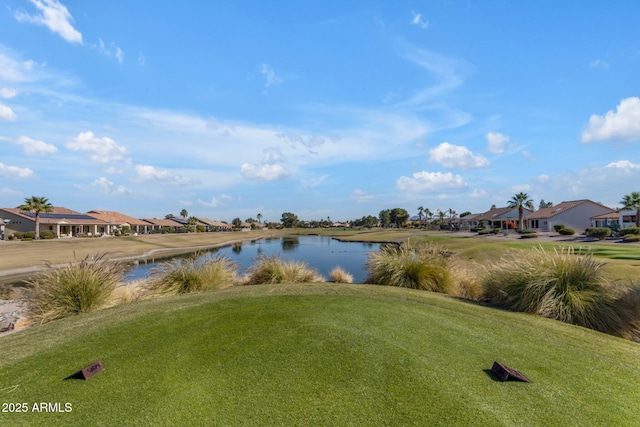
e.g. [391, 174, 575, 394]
[520, 233, 538, 239]
[470, 226, 484, 233]
[586, 227, 611, 240]
[245, 255, 324, 285]
[25, 254, 126, 324]
[614, 284, 640, 341]
[623, 234, 640, 243]
[477, 228, 494, 235]
[558, 228, 576, 235]
[24, 231, 35, 239]
[481, 246, 621, 334]
[39, 230, 56, 239]
[618, 227, 640, 236]
[329, 267, 354, 283]
[519, 229, 536, 234]
[365, 240, 454, 293]
[554, 224, 565, 232]
[13, 231, 25, 239]
[147, 254, 239, 294]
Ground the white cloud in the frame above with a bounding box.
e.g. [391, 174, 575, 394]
[66, 131, 129, 163]
[93, 39, 124, 63]
[15, 0, 83, 44]
[411, 11, 429, 29]
[0, 162, 34, 179]
[606, 160, 640, 172]
[536, 174, 550, 183]
[199, 194, 233, 207]
[521, 150, 536, 161]
[349, 189, 375, 203]
[261, 64, 283, 92]
[396, 171, 467, 192]
[0, 102, 17, 121]
[0, 88, 18, 98]
[582, 97, 640, 143]
[486, 132, 510, 154]
[91, 177, 130, 195]
[240, 163, 290, 181]
[589, 59, 609, 69]
[428, 142, 490, 169]
[135, 164, 192, 186]
[511, 184, 531, 193]
[16, 136, 58, 155]
[470, 189, 488, 198]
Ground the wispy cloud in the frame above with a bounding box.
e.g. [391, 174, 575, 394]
[261, 64, 283, 92]
[135, 165, 192, 186]
[199, 194, 233, 207]
[396, 171, 467, 192]
[589, 59, 609, 69]
[0, 88, 18, 98]
[0, 162, 35, 179]
[93, 39, 124, 63]
[0, 101, 17, 121]
[411, 11, 429, 29]
[91, 177, 131, 195]
[15, 0, 83, 44]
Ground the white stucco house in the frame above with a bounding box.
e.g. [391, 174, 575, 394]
[526, 199, 616, 233]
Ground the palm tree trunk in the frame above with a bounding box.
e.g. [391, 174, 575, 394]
[34, 212, 40, 240]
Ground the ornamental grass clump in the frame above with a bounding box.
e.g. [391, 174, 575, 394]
[147, 254, 239, 295]
[329, 267, 354, 283]
[25, 254, 125, 325]
[365, 240, 454, 293]
[245, 255, 325, 285]
[482, 246, 622, 334]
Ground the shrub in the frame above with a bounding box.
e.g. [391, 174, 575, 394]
[477, 228, 494, 235]
[618, 227, 640, 236]
[586, 227, 611, 240]
[21, 238, 33, 241]
[24, 231, 35, 239]
[481, 246, 621, 334]
[623, 234, 640, 243]
[39, 230, 56, 239]
[470, 226, 484, 233]
[13, 231, 25, 239]
[25, 254, 126, 324]
[554, 224, 565, 232]
[614, 284, 640, 341]
[558, 228, 576, 235]
[493, 228, 501, 234]
[365, 240, 454, 293]
[519, 229, 536, 234]
[147, 254, 239, 294]
[329, 267, 354, 283]
[245, 255, 324, 285]
[520, 233, 538, 239]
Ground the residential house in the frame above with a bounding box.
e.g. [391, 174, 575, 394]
[142, 218, 184, 233]
[86, 210, 153, 235]
[0, 206, 110, 238]
[198, 218, 233, 231]
[591, 209, 639, 230]
[458, 213, 482, 230]
[474, 206, 531, 230]
[526, 199, 616, 233]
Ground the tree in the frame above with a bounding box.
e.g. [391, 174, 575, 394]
[390, 208, 409, 228]
[539, 199, 553, 209]
[508, 192, 534, 232]
[425, 208, 433, 223]
[460, 211, 472, 217]
[417, 206, 425, 226]
[280, 212, 299, 228]
[165, 213, 174, 219]
[257, 213, 262, 225]
[19, 196, 53, 240]
[180, 209, 188, 219]
[187, 216, 198, 232]
[379, 209, 391, 228]
[447, 208, 458, 229]
[232, 217, 242, 228]
[621, 192, 640, 227]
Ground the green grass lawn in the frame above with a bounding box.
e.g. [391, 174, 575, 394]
[2, 284, 639, 426]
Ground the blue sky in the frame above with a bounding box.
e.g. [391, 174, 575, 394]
[1, 0, 639, 222]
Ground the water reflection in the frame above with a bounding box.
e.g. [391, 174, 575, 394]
[281, 237, 299, 252]
[232, 243, 242, 254]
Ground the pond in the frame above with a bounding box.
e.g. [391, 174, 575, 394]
[126, 235, 382, 284]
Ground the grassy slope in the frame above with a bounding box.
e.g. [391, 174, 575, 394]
[1, 284, 639, 426]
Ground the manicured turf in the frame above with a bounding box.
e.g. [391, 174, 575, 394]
[1, 284, 639, 425]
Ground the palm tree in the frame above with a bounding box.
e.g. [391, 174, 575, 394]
[180, 209, 188, 219]
[425, 208, 433, 224]
[257, 213, 262, 225]
[447, 208, 458, 230]
[19, 196, 53, 240]
[507, 192, 534, 232]
[620, 192, 640, 227]
[417, 206, 424, 226]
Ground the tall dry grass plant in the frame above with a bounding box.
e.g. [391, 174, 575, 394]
[146, 254, 239, 295]
[245, 255, 325, 285]
[365, 240, 454, 293]
[482, 246, 622, 333]
[25, 254, 125, 324]
[329, 267, 354, 283]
